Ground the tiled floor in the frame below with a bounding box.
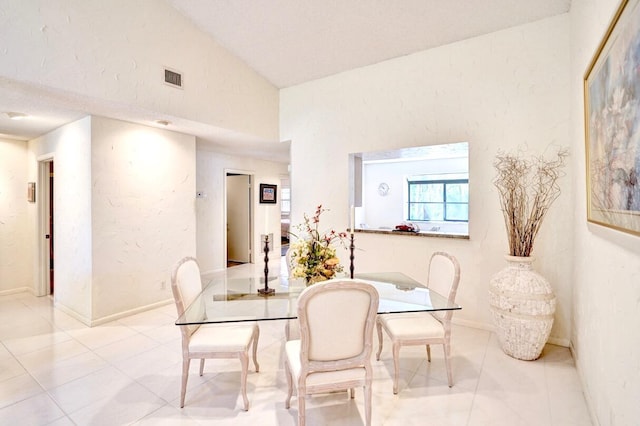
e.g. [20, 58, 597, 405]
[0, 262, 592, 425]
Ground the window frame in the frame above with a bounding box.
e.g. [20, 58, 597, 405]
[407, 178, 469, 222]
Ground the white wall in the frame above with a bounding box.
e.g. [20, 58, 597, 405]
[0, 139, 32, 293]
[281, 15, 573, 342]
[196, 147, 288, 273]
[90, 116, 196, 321]
[28, 117, 93, 320]
[21, 116, 196, 324]
[570, 1, 640, 424]
[0, 0, 279, 141]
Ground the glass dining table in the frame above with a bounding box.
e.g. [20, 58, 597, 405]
[175, 272, 461, 326]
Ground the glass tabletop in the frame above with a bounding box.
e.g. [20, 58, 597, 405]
[175, 272, 461, 325]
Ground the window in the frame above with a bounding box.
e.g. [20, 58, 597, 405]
[281, 188, 291, 214]
[408, 179, 469, 222]
[349, 141, 469, 236]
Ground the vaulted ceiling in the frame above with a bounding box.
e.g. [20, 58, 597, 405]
[0, 1, 571, 161]
[168, 0, 571, 88]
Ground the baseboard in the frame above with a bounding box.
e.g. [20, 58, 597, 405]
[452, 317, 570, 348]
[200, 267, 227, 275]
[547, 336, 570, 347]
[54, 298, 173, 327]
[452, 317, 494, 331]
[90, 298, 174, 327]
[0, 287, 37, 296]
[54, 302, 92, 327]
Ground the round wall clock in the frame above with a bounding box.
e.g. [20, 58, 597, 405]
[378, 182, 390, 196]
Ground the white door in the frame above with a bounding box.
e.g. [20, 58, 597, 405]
[227, 174, 251, 263]
[37, 158, 54, 296]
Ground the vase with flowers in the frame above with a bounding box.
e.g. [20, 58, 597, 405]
[289, 205, 348, 285]
[489, 148, 568, 360]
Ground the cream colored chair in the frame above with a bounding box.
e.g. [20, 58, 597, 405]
[284, 247, 300, 341]
[285, 279, 379, 426]
[171, 256, 260, 410]
[376, 251, 461, 394]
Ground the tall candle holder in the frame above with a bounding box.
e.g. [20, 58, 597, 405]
[349, 233, 355, 279]
[259, 234, 275, 295]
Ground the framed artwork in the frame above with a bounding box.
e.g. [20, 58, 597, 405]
[584, 0, 640, 236]
[259, 183, 277, 204]
[27, 182, 36, 203]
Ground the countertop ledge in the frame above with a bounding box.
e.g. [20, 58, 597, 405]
[355, 229, 469, 239]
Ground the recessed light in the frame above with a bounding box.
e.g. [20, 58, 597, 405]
[5, 112, 29, 120]
[155, 119, 171, 126]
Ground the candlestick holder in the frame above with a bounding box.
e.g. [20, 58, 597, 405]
[259, 234, 275, 295]
[349, 233, 355, 279]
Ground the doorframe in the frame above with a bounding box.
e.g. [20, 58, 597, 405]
[37, 154, 54, 297]
[223, 168, 254, 266]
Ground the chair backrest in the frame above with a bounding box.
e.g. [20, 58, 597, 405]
[297, 279, 379, 372]
[426, 251, 461, 322]
[171, 256, 206, 338]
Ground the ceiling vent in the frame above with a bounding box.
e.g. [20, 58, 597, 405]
[164, 68, 183, 89]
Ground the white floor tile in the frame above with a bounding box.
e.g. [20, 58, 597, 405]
[66, 322, 140, 350]
[29, 350, 109, 390]
[0, 267, 593, 425]
[0, 373, 43, 409]
[0, 392, 66, 425]
[0, 353, 27, 381]
[2, 330, 73, 356]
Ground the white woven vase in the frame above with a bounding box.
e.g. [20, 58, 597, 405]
[489, 255, 556, 360]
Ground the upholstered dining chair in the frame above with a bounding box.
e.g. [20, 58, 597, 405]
[284, 279, 379, 426]
[376, 251, 461, 394]
[283, 247, 300, 341]
[171, 256, 260, 410]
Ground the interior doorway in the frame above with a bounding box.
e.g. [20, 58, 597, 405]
[280, 176, 291, 257]
[226, 173, 252, 267]
[48, 162, 54, 294]
[37, 158, 54, 296]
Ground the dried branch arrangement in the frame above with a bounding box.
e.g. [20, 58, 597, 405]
[493, 148, 568, 257]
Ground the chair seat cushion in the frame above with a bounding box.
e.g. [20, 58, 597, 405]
[378, 313, 444, 341]
[285, 340, 366, 388]
[189, 324, 255, 353]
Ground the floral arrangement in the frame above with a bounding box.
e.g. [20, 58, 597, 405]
[289, 205, 348, 284]
[493, 148, 568, 257]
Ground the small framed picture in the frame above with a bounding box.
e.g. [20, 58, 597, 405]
[27, 182, 36, 203]
[259, 183, 277, 204]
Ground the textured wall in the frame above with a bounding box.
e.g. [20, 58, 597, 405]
[281, 14, 573, 342]
[28, 117, 93, 320]
[0, 139, 32, 292]
[90, 116, 196, 320]
[570, 0, 640, 424]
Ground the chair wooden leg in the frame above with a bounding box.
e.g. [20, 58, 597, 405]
[392, 342, 400, 394]
[443, 342, 453, 387]
[239, 352, 250, 411]
[180, 358, 190, 408]
[349, 388, 355, 399]
[376, 320, 383, 361]
[252, 326, 260, 372]
[297, 391, 306, 426]
[426, 344, 431, 362]
[199, 358, 205, 376]
[284, 359, 293, 409]
[364, 384, 372, 426]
